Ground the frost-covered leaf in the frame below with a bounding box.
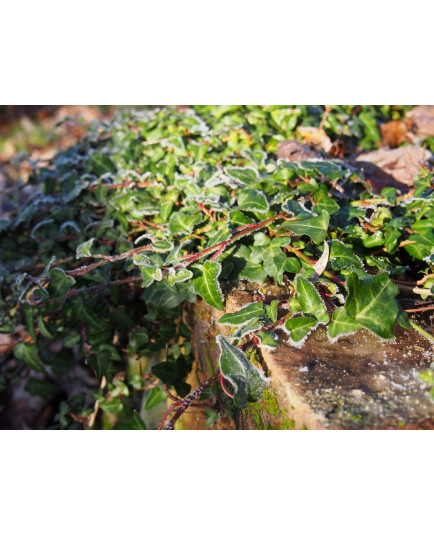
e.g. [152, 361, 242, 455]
[327, 307, 362, 341]
[229, 211, 255, 226]
[329, 240, 363, 270]
[225, 166, 258, 186]
[265, 300, 278, 323]
[76, 238, 95, 259]
[13, 342, 46, 373]
[239, 264, 268, 283]
[228, 320, 264, 341]
[217, 335, 268, 408]
[139, 266, 163, 288]
[313, 185, 340, 214]
[219, 301, 263, 327]
[345, 273, 399, 339]
[257, 330, 279, 348]
[167, 268, 193, 286]
[169, 211, 202, 234]
[193, 261, 224, 311]
[287, 210, 330, 244]
[133, 253, 152, 266]
[295, 275, 327, 322]
[284, 316, 318, 343]
[263, 251, 288, 284]
[237, 188, 269, 213]
[151, 240, 174, 252]
[282, 199, 313, 218]
[47, 268, 76, 309]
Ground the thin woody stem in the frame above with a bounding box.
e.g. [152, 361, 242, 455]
[159, 370, 221, 430]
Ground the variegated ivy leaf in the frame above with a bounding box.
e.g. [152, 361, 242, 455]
[327, 307, 362, 342]
[287, 210, 330, 244]
[167, 268, 193, 286]
[237, 188, 269, 214]
[217, 335, 268, 408]
[151, 240, 174, 253]
[139, 266, 163, 288]
[219, 301, 264, 327]
[345, 273, 399, 339]
[76, 238, 96, 259]
[224, 166, 259, 186]
[284, 316, 318, 343]
[295, 275, 328, 323]
[193, 260, 224, 311]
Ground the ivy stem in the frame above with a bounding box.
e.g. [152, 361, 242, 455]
[409, 321, 434, 343]
[158, 370, 221, 430]
[171, 211, 287, 271]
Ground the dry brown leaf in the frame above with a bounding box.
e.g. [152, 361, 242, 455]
[297, 126, 332, 152]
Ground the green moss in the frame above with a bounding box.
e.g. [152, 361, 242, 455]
[249, 402, 264, 429]
[282, 418, 295, 430]
[262, 388, 280, 416]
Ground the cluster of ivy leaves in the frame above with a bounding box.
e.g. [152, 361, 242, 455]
[0, 105, 432, 429]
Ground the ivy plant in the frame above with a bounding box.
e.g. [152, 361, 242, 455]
[0, 105, 433, 429]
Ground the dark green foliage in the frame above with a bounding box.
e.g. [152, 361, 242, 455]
[0, 105, 432, 429]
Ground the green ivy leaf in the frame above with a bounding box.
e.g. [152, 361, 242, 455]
[114, 410, 147, 430]
[257, 330, 279, 348]
[237, 188, 269, 213]
[329, 240, 363, 270]
[287, 210, 330, 244]
[25, 378, 55, 399]
[363, 231, 384, 248]
[295, 275, 327, 322]
[239, 264, 268, 283]
[76, 238, 95, 259]
[265, 300, 278, 323]
[47, 268, 76, 309]
[345, 273, 399, 339]
[217, 335, 268, 409]
[139, 266, 163, 288]
[284, 316, 318, 343]
[145, 386, 167, 410]
[219, 301, 264, 326]
[167, 268, 193, 286]
[169, 211, 202, 234]
[100, 398, 124, 413]
[151, 240, 174, 253]
[327, 307, 362, 341]
[13, 342, 46, 373]
[225, 166, 258, 185]
[263, 251, 288, 284]
[193, 261, 224, 311]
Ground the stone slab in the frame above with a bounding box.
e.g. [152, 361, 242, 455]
[182, 282, 434, 430]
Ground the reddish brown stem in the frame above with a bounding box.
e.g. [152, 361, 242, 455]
[405, 306, 434, 313]
[159, 370, 221, 430]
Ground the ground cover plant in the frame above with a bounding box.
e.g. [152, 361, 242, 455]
[0, 105, 433, 429]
